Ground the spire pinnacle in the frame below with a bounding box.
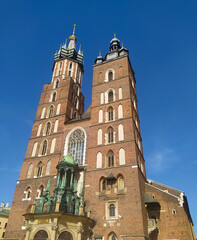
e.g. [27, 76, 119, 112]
[73, 24, 76, 35]
[114, 33, 116, 38]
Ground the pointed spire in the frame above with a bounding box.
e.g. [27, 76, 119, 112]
[73, 24, 76, 35]
[114, 33, 116, 38]
[68, 24, 77, 49]
[78, 44, 82, 54]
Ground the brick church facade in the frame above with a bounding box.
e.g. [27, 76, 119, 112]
[5, 26, 195, 240]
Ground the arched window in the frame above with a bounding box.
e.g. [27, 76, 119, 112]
[100, 92, 104, 104]
[119, 148, 125, 165]
[56, 103, 61, 115]
[25, 187, 31, 199]
[117, 175, 124, 190]
[108, 107, 114, 121]
[37, 124, 42, 136]
[31, 142, 38, 157]
[108, 91, 113, 103]
[37, 185, 44, 198]
[58, 231, 73, 240]
[54, 120, 59, 133]
[47, 105, 54, 118]
[67, 129, 85, 164]
[97, 129, 102, 145]
[27, 163, 33, 178]
[98, 109, 103, 123]
[34, 230, 48, 240]
[108, 71, 113, 81]
[118, 104, 123, 119]
[44, 122, 51, 135]
[40, 140, 47, 156]
[45, 160, 51, 176]
[52, 92, 56, 102]
[37, 162, 43, 177]
[107, 150, 114, 167]
[119, 87, 123, 100]
[96, 152, 102, 168]
[118, 124, 124, 141]
[41, 107, 46, 119]
[100, 177, 106, 191]
[55, 80, 59, 88]
[109, 204, 115, 216]
[108, 127, 114, 143]
[50, 138, 56, 153]
[68, 62, 72, 77]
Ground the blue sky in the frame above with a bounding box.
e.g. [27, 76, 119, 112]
[0, 0, 197, 235]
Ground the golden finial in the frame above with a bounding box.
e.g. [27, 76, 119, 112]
[122, 41, 123, 47]
[114, 33, 116, 38]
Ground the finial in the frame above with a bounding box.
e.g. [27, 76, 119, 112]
[73, 24, 76, 35]
[121, 41, 123, 47]
[114, 33, 116, 38]
[99, 50, 101, 56]
[79, 44, 81, 50]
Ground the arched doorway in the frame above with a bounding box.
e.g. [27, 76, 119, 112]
[34, 230, 48, 240]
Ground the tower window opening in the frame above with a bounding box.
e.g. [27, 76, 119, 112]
[48, 105, 54, 118]
[108, 150, 114, 167]
[109, 204, 115, 217]
[41, 140, 47, 156]
[108, 91, 113, 103]
[108, 127, 114, 143]
[45, 122, 51, 135]
[37, 162, 43, 177]
[108, 107, 114, 121]
[68, 63, 72, 77]
[55, 80, 59, 88]
[108, 71, 113, 81]
[52, 92, 56, 102]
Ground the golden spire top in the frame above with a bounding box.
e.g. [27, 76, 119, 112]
[114, 33, 116, 38]
[122, 41, 123, 47]
[73, 24, 76, 35]
[69, 24, 77, 40]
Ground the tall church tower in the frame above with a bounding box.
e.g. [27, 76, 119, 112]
[5, 28, 195, 240]
[5, 25, 85, 239]
[84, 35, 148, 240]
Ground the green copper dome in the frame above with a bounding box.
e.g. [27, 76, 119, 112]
[63, 154, 75, 164]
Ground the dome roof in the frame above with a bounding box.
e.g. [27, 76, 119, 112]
[63, 154, 75, 164]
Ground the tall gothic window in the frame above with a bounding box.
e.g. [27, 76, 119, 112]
[52, 92, 56, 102]
[108, 91, 113, 103]
[108, 127, 114, 143]
[108, 107, 114, 121]
[48, 105, 54, 118]
[40, 140, 47, 156]
[67, 129, 85, 164]
[37, 162, 43, 177]
[108, 71, 113, 81]
[45, 122, 51, 135]
[107, 150, 114, 167]
[55, 80, 59, 88]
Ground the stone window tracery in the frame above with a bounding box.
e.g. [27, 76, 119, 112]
[67, 129, 85, 164]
